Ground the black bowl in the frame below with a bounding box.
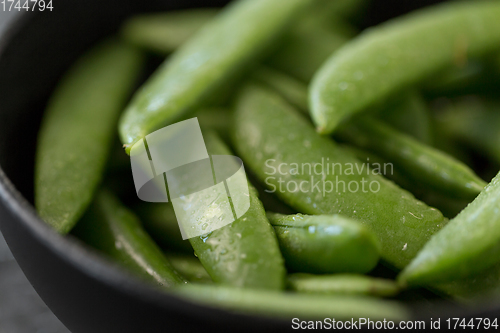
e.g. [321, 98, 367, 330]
[0, 1, 499, 332]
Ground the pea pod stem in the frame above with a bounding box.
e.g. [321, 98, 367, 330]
[73, 189, 187, 288]
[267, 213, 380, 274]
[232, 84, 447, 269]
[35, 40, 144, 234]
[287, 273, 400, 297]
[119, 0, 313, 151]
[310, 1, 500, 134]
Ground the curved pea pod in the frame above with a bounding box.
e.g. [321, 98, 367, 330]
[73, 189, 186, 288]
[167, 253, 212, 284]
[174, 284, 409, 321]
[134, 203, 192, 254]
[267, 213, 380, 274]
[119, 0, 313, 151]
[287, 273, 400, 297]
[399, 170, 500, 286]
[310, 1, 500, 135]
[35, 40, 144, 234]
[377, 90, 433, 144]
[188, 131, 285, 290]
[335, 116, 486, 199]
[121, 9, 218, 54]
[232, 84, 447, 269]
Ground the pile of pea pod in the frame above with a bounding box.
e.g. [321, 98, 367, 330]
[34, 0, 500, 322]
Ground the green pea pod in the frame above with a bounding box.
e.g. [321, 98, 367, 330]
[310, 1, 500, 134]
[35, 40, 144, 234]
[119, 0, 313, 151]
[189, 131, 286, 290]
[134, 202, 192, 254]
[73, 189, 186, 288]
[335, 116, 486, 199]
[344, 145, 470, 219]
[232, 84, 447, 269]
[121, 9, 218, 54]
[267, 213, 380, 274]
[377, 90, 433, 144]
[252, 67, 484, 200]
[287, 273, 400, 297]
[174, 284, 409, 321]
[400, 169, 500, 285]
[167, 253, 212, 284]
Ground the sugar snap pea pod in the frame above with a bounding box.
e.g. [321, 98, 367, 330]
[175, 284, 409, 321]
[267, 213, 380, 274]
[35, 40, 144, 234]
[287, 273, 400, 297]
[335, 116, 487, 199]
[121, 9, 218, 54]
[252, 68, 485, 199]
[232, 84, 447, 269]
[399, 169, 500, 285]
[73, 189, 186, 288]
[377, 91, 433, 144]
[189, 131, 285, 289]
[310, 1, 500, 134]
[167, 253, 212, 284]
[344, 145, 470, 219]
[134, 203, 192, 254]
[119, 0, 313, 151]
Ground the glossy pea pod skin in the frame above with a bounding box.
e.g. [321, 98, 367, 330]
[175, 284, 409, 321]
[121, 9, 218, 54]
[267, 213, 380, 274]
[73, 189, 186, 288]
[287, 273, 400, 297]
[335, 116, 487, 200]
[400, 170, 500, 286]
[310, 1, 500, 134]
[252, 67, 484, 200]
[119, 0, 313, 151]
[35, 40, 144, 234]
[232, 84, 447, 269]
[189, 131, 286, 290]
